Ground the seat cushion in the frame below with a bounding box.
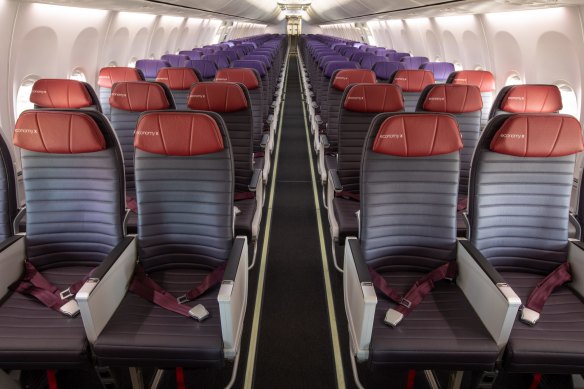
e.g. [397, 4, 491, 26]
[93, 268, 224, 368]
[500, 271, 584, 373]
[332, 197, 359, 242]
[0, 265, 94, 369]
[235, 198, 257, 240]
[370, 270, 499, 370]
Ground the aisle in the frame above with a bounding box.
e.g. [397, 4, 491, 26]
[246, 53, 340, 388]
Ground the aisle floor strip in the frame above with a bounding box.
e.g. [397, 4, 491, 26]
[242, 49, 290, 389]
[298, 60, 347, 389]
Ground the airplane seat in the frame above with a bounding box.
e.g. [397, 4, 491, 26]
[489, 84, 562, 119]
[0, 109, 124, 370]
[233, 46, 247, 59]
[447, 70, 496, 130]
[201, 47, 216, 55]
[386, 52, 410, 62]
[344, 112, 506, 377]
[88, 111, 248, 374]
[372, 61, 404, 82]
[155, 67, 201, 110]
[350, 52, 374, 64]
[97, 67, 145, 120]
[339, 46, 359, 58]
[375, 48, 395, 57]
[231, 60, 270, 119]
[221, 50, 238, 62]
[202, 54, 230, 70]
[160, 54, 189, 67]
[420, 61, 455, 83]
[0, 132, 17, 243]
[468, 113, 584, 373]
[365, 47, 380, 53]
[215, 68, 266, 160]
[389, 69, 435, 112]
[184, 59, 218, 81]
[400, 56, 429, 70]
[416, 84, 483, 236]
[360, 55, 389, 70]
[327, 84, 404, 256]
[317, 69, 376, 182]
[30, 79, 102, 112]
[135, 59, 171, 81]
[188, 82, 264, 242]
[109, 81, 175, 233]
[178, 50, 203, 60]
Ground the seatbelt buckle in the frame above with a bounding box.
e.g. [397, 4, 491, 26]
[520, 307, 540, 326]
[188, 304, 210, 322]
[384, 309, 404, 328]
[60, 288, 74, 300]
[177, 295, 189, 304]
[60, 300, 80, 317]
[399, 298, 411, 309]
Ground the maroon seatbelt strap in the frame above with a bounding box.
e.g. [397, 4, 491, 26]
[126, 196, 137, 213]
[369, 261, 457, 327]
[234, 192, 256, 201]
[457, 197, 468, 212]
[520, 261, 572, 326]
[128, 263, 226, 321]
[10, 261, 90, 317]
[335, 191, 360, 202]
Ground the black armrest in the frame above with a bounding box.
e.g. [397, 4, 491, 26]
[260, 133, 270, 149]
[329, 169, 343, 193]
[224, 237, 246, 281]
[90, 237, 135, 280]
[459, 240, 505, 284]
[249, 169, 261, 192]
[320, 134, 330, 149]
[0, 235, 23, 252]
[348, 238, 371, 283]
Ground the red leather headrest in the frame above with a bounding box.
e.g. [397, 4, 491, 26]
[215, 68, 259, 90]
[98, 67, 143, 88]
[500, 85, 562, 113]
[490, 115, 584, 157]
[187, 82, 248, 113]
[155, 68, 199, 90]
[30, 79, 93, 109]
[332, 70, 376, 91]
[343, 84, 404, 113]
[109, 82, 171, 112]
[373, 114, 463, 157]
[14, 111, 105, 154]
[422, 84, 483, 113]
[450, 71, 495, 92]
[134, 112, 224, 156]
[392, 70, 435, 92]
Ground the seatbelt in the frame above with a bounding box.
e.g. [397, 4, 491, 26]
[126, 196, 137, 213]
[128, 263, 226, 321]
[369, 261, 457, 327]
[11, 261, 91, 317]
[520, 261, 572, 326]
[234, 192, 256, 201]
[457, 197, 468, 212]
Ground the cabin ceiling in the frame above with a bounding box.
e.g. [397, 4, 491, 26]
[18, 0, 584, 24]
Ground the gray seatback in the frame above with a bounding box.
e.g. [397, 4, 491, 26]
[188, 82, 253, 194]
[97, 67, 145, 120]
[337, 83, 404, 193]
[390, 69, 435, 113]
[155, 68, 201, 110]
[360, 113, 462, 270]
[14, 110, 125, 270]
[109, 81, 175, 195]
[416, 84, 483, 196]
[445, 70, 496, 131]
[469, 114, 583, 273]
[134, 111, 234, 271]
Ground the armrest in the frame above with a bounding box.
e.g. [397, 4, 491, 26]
[218, 236, 249, 359]
[0, 236, 25, 299]
[311, 101, 318, 109]
[343, 237, 377, 361]
[568, 241, 584, 297]
[570, 213, 582, 241]
[320, 134, 330, 149]
[76, 237, 137, 344]
[248, 169, 262, 192]
[13, 207, 25, 234]
[260, 133, 270, 149]
[456, 239, 521, 349]
[329, 169, 343, 193]
[266, 114, 274, 124]
[315, 114, 323, 125]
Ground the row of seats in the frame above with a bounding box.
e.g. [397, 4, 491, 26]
[0, 33, 288, 388]
[301, 33, 584, 388]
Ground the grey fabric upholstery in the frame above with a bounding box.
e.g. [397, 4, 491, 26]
[170, 90, 190, 110]
[469, 115, 573, 273]
[99, 87, 112, 119]
[109, 108, 141, 196]
[403, 91, 420, 112]
[0, 134, 16, 242]
[480, 92, 493, 131]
